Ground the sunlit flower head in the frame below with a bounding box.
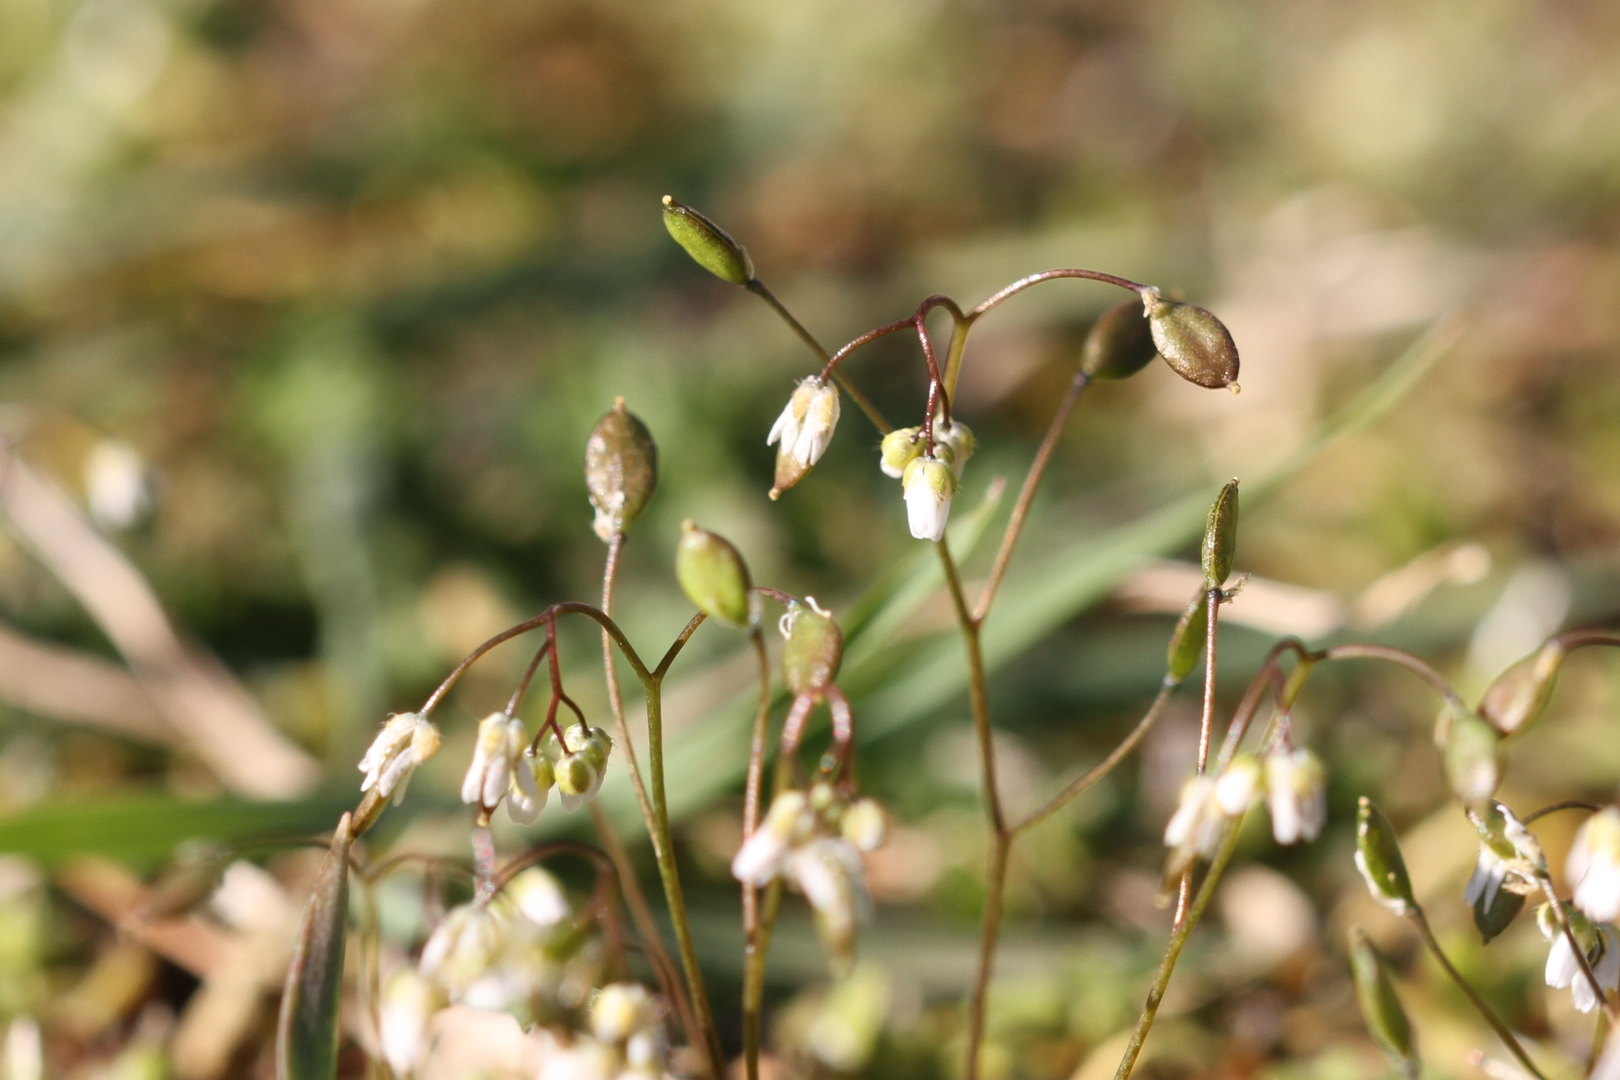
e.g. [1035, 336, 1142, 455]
[768, 378, 840, 496]
[461, 713, 526, 813]
[359, 712, 440, 804]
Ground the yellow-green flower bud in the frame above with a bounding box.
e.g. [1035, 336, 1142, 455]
[781, 598, 842, 696]
[1443, 711, 1502, 811]
[1348, 926, 1420, 1079]
[1202, 480, 1239, 589]
[901, 455, 956, 542]
[1080, 299, 1159, 380]
[936, 420, 975, 478]
[585, 399, 658, 542]
[1478, 640, 1565, 738]
[675, 520, 753, 627]
[556, 754, 599, 803]
[661, 196, 752, 284]
[1166, 590, 1209, 683]
[841, 798, 888, 853]
[1144, 290, 1240, 390]
[1355, 798, 1415, 914]
[879, 427, 924, 479]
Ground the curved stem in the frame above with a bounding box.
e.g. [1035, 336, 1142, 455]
[745, 278, 891, 433]
[1408, 906, 1549, 1080]
[971, 268, 1148, 321]
[655, 613, 708, 681]
[972, 372, 1093, 624]
[1319, 643, 1467, 711]
[1214, 640, 1314, 769]
[741, 628, 773, 1080]
[1014, 678, 1178, 836]
[1524, 800, 1604, 823]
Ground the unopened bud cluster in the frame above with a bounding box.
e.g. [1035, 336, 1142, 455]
[459, 713, 612, 823]
[358, 712, 441, 807]
[732, 784, 888, 972]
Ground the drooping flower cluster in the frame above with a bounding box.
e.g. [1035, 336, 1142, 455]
[732, 784, 888, 971]
[1164, 746, 1326, 877]
[358, 712, 441, 805]
[1537, 902, 1620, 1014]
[459, 713, 613, 823]
[877, 419, 975, 541]
[767, 377, 840, 498]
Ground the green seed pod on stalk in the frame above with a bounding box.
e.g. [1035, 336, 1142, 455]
[1478, 640, 1566, 737]
[1348, 926, 1420, 1080]
[662, 196, 752, 285]
[1444, 711, 1503, 811]
[585, 399, 657, 542]
[1355, 798, 1415, 914]
[1080, 299, 1159, 380]
[781, 599, 842, 696]
[675, 519, 754, 627]
[1145, 291, 1240, 389]
[1202, 480, 1239, 588]
[1166, 590, 1209, 683]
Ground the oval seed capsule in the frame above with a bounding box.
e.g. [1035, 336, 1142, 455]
[1202, 480, 1239, 589]
[662, 196, 752, 285]
[584, 399, 658, 542]
[1145, 292, 1240, 389]
[1080, 299, 1159, 380]
[1348, 926, 1420, 1080]
[675, 520, 754, 627]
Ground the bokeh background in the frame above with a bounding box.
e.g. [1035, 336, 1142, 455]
[2, 0, 1620, 1076]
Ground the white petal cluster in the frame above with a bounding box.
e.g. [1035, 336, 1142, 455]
[1263, 748, 1326, 845]
[461, 713, 527, 812]
[507, 748, 556, 825]
[1569, 806, 1620, 924]
[731, 786, 886, 971]
[901, 455, 956, 541]
[1163, 757, 1261, 873]
[1464, 845, 1513, 913]
[359, 712, 440, 804]
[768, 378, 840, 491]
[1538, 903, 1620, 1014]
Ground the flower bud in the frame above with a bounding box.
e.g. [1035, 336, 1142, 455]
[1080, 299, 1159, 380]
[901, 455, 956, 542]
[555, 753, 602, 812]
[1478, 640, 1566, 738]
[675, 520, 754, 627]
[461, 713, 525, 813]
[1144, 290, 1240, 390]
[1470, 864, 1525, 944]
[1443, 711, 1502, 811]
[419, 903, 504, 1000]
[879, 427, 924, 479]
[1202, 480, 1239, 589]
[585, 399, 658, 543]
[1264, 747, 1327, 845]
[1569, 806, 1620, 924]
[781, 598, 842, 696]
[732, 790, 811, 886]
[841, 798, 888, 853]
[768, 378, 841, 498]
[1348, 926, 1420, 1079]
[1355, 798, 1415, 915]
[591, 982, 656, 1043]
[661, 196, 752, 284]
[935, 420, 975, 479]
[506, 749, 554, 826]
[505, 867, 570, 928]
[1166, 590, 1209, 683]
[359, 711, 440, 805]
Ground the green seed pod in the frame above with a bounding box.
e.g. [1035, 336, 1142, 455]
[1355, 798, 1415, 914]
[675, 519, 753, 627]
[1080, 299, 1159, 380]
[143, 840, 231, 919]
[1479, 641, 1566, 738]
[1472, 879, 1526, 945]
[781, 600, 842, 696]
[1166, 590, 1209, 683]
[1348, 927, 1420, 1080]
[1202, 480, 1239, 589]
[585, 399, 658, 542]
[1444, 711, 1503, 811]
[662, 196, 752, 285]
[1145, 292, 1240, 390]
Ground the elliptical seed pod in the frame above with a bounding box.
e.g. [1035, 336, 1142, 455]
[1202, 480, 1239, 589]
[585, 399, 657, 542]
[662, 196, 752, 285]
[1479, 640, 1566, 738]
[675, 520, 754, 627]
[1443, 711, 1503, 811]
[1348, 926, 1420, 1079]
[1355, 798, 1416, 914]
[1080, 299, 1159, 380]
[1144, 290, 1240, 389]
[1166, 590, 1209, 683]
[781, 599, 842, 696]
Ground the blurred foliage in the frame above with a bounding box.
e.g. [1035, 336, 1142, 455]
[3, 0, 1620, 1077]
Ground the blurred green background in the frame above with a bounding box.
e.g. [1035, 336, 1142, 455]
[3, 0, 1620, 1077]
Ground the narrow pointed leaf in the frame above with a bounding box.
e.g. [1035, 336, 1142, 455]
[277, 813, 352, 1080]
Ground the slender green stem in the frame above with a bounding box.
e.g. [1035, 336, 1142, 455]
[741, 629, 773, 1080]
[1114, 818, 1243, 1080]
[1014, 678, 1178, 836]
[1408, 906, 1549, 1080]
[746, 278, 891, 433]
[971, 269, 1149, 321]
[1319, 643, 1467, 711]
[640, 672, 725, 1078]
[941, 308, 970, 401]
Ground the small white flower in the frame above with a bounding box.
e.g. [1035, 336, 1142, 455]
[1165, 758, 1261, 876]
[1464, 846, 1512, 913]
[461, 713, 526, 811]
[934, 419, 975, 478]
[901, 455, 956, 541]
[506, 750, 554, 825]
[590, 983, 655, 1043]
[879, 426, 924, 478]
[359, 712, 441, 804]
[1539, 906, 1620, 1014]
[1569, 806, 1620, 924]
[505, 867, 570, 928]
[379, 968, 443, 1078]
[732, 790, 812, 886]
[85, 439, 150, 531]
[786, 837, 871, 965]
[768, 378, 840, 493]
[1264, 747, 1326, 845]
[419, 903, 504, 1000]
